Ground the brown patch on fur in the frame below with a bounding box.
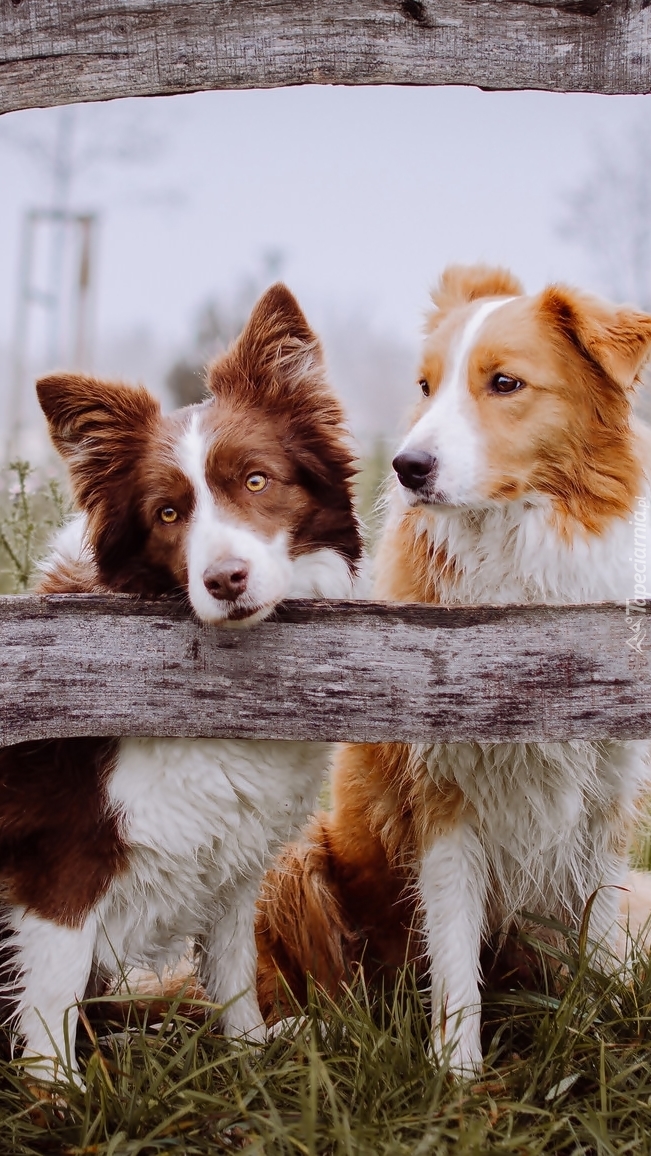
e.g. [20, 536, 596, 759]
[331, 743, 466, 870]
[0, 737, 124, 926]
[36, 376, 167, 594]
[257, 814, 360, 1017]
[256, 746, 419, 1017]
[540, 286, 651, 390]
[530, 286, 650, 533]
[210, 285, 362, 567]
[38, 554, 101, 594]
[0, 538, 126, 927]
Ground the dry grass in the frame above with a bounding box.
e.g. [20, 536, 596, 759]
[1, 926, 651, 1154]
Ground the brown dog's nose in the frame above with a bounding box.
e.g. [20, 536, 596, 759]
[203, 559, 249, 601]
[392, 450, 437, 491]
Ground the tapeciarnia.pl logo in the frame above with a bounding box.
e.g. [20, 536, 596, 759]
[626, 496, 649, 655]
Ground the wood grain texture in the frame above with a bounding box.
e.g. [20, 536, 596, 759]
[1, 595, 649, 745]
[2, 0, 651, 116]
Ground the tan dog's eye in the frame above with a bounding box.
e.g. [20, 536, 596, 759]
[159, 507, 178, 524]
[491, 373, 525, 395]
[245, 473, 268, 493]
[419, 379, 430, 397]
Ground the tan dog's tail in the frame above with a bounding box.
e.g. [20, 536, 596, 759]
[256, 814, 360, 1021]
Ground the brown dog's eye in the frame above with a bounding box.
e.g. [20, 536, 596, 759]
[245, 473, 268, 493]
[491, 374, 525, 395]
[419, 379, 430, 397]
[159, 507, 178, 524]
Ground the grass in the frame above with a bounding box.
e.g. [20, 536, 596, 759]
[1, 927, 651, 1154]
[632, 814, 651, 874]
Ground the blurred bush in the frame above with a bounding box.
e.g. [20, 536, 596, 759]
[0, 460, 68, 593]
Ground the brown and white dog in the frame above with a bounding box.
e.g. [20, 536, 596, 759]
[256, 265, 651, 1074]
[0, 285, 362, 1082]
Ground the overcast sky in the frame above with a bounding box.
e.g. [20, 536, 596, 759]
[1, 83, 650, 445]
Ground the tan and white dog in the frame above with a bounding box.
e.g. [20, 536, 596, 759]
[256, 265, 651, 1075]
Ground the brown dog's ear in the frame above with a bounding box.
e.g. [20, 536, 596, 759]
[37, 373, 160, 509]
[37, 373, 160, 454]
[539, 286, 651, 389]
[208, 283, 325, 400]
[209, 285, 362, 572]
[429, 264, 524, 320]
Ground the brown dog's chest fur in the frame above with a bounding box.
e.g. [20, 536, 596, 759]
[0, 736, 124, 926]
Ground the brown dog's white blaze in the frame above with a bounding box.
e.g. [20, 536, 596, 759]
[36, 284, 362, 622]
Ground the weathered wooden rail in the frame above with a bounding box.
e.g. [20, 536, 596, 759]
[2, 0, 651, 117]
[1, 595, 649, 746]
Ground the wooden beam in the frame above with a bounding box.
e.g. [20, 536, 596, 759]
[2, 1, 651, 116]
[1, 595, 649, 745]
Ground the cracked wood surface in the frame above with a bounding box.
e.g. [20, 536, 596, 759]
[2, 0, 651, 115]
[1, 596, 649, 746]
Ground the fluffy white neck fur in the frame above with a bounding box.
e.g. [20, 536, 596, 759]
[387, 459, 651, 608]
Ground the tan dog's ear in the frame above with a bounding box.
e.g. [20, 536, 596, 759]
[430, 264, 523, 316]
[37, 373, 160, 509]
[539, 286, 651, 389]
[208, 283, 325, 400]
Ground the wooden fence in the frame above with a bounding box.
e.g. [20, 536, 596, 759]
[0, 596, 649, 746]
[2, 0, 651, 117]
[1, 2, 650, 746]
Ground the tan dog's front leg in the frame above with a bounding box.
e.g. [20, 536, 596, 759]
[418, 825, 487, 1076]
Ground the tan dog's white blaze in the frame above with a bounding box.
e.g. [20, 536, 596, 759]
[395, 297, 517, 507]
[255, 265, 651, 1078]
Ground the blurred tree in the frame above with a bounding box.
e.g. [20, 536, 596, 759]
[165, 253, 417, 550]
[355, 436, 393, 549]
[559, 119, 651, 310]
[166, 251, 285, 407]
[559, 118, 651, 421]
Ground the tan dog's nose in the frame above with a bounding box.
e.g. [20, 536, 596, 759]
[203, 560, 249, 601]
[392, 450, 438, 491]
